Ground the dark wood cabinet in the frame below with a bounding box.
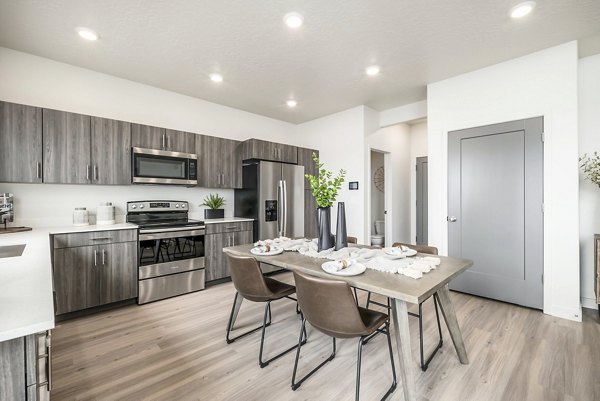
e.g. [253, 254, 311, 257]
[52, 230, 137, 315]
[165, 129, 196, 153]
[242, 138, 298, 164]
[91, 117, 131, 185]
[0, 337, 26, 401]
[205, 222, 253, 282]
[197, 135, 242, 188]
[131, 124, 165, 150]
[0, 101, 42, 183]
[304, 190, 318, 239]
[43, 109, 91, 184]
[298, 147, 319, 189]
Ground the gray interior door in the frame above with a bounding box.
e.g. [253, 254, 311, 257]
[416, 156, 428, 245]
[448, 117, 543, 309]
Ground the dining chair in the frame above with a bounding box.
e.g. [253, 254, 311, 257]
[365, 242, 443, 372]
[225, 254, 306, 368]
[291, 272, 396, 401]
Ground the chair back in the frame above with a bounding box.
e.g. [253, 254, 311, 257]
[347, 236, 358, 244]
[226, 254, 273, 302]
[293, 271, 367, 338]
[392, 242, 438, 255]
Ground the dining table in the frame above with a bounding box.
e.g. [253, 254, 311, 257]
[223, 243, 473, 401]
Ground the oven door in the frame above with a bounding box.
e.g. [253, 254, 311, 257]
[132, 147, 197, 186]
[138, 227, 205, 279]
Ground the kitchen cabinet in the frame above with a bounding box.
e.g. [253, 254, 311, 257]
[205, 222, 253, 282]
[297, 147, 319, 189]
[197, 135, 242, 188]
[43, 109, 91, 184]
[52, 229, 137, 315]
[304, 189, 318, 238]
[0, 101, 43, 183]
[91, 117, 131, 185]
[242, 138, 298, 164]
[132, 124, 195, 153]
[0, 331, 51, 401]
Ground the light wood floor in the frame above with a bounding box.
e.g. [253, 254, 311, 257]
[51, 272, 600, 401]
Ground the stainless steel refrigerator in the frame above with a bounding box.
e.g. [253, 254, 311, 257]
[234, 161, 304, 241]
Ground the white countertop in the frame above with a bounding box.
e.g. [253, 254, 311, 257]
[204, 217, 254, 224]
[48, 222, 138, 235]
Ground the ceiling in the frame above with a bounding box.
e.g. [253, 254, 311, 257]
[0, 1, 599, 124]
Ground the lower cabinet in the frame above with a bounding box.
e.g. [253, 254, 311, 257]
[0, 331, 51, 401]
[205, 223, 253, 282]
[53, 232, 137, 315]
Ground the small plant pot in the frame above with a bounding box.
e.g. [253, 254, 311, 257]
[204, 209, 224, 219]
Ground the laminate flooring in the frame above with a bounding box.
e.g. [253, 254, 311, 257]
[51, 272, 600, 401]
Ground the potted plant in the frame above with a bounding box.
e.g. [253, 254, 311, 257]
[201, 193, 226, 219]
[305, 153, 346, 251]
[580, 152, 600, 187]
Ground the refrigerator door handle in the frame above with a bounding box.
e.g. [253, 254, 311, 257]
[282, 180, 288, 236]
[277, 180, 283, 237]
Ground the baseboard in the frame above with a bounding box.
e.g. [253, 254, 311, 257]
[545, 304, 583, 322]
[581, 296, 598, 310]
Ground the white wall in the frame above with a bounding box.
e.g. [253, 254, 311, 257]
[380, 100, 427, 128]
[370, 151, 385, 226]
[427, 42, 580, 321]
[0, 47, 298, 228]
[409, 122, 428, 242]
[578, 54, 600, 310]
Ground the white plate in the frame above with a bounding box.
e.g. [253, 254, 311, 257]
[383, 247, 417, 258]
[321, 261, 366, 276]
[250, 246, 284, 256]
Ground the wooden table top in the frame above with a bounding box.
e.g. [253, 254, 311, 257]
[223, 244, 473, 304]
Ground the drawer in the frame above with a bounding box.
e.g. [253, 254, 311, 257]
[138, 269, 205, 304]
[53, 229, 137, 248]
[205, 221, 253, 234]
[139, 257, 205, 280]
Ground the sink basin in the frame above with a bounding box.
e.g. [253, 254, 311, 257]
[0, 244, 26, 259]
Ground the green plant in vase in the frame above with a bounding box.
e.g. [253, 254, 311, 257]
[305, 153, 346, 250]
[201, 193, 226, 219]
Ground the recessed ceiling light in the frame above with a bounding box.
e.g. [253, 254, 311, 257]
[209, 73, 223, 83]
[286, 100, 298, 108]
[510, 1, 536, 18]
[284, 12, 304, 29]
[366, 65, 380, 76]
[75, 27, 99, 41]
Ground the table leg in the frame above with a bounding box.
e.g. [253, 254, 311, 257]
[435, 285, 469, 364]
[230, 292, 244, 329]
[391, 298, 417, 401]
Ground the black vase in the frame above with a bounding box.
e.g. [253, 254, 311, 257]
[204, 209, 224, 219]
[317, 207, 334, 251]
[335, 202, 347, 250]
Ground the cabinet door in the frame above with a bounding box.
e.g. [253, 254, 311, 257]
[242, 138, 277, 162]
[53, 246, 98, 314]
[43, 109, 91, 184]
[0, 337, 26, 401]
[98, 242, 137, 305]
[196, 134, 220, 188]
[298, 148, 319, 189]
[131, 124, 166, 150]
[275, 143, 298, 164]
[0, 102, 42, 183]
[205, 233, 225, 281]
[164, 129, 196, 153]
[221, 138, 242, 188]
[304, 190, 318, 239]
[91, 117, 131, 185]
[233, 230, 253, 247]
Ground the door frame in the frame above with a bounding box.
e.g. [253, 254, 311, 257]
[415, 156, 428, 245]
[367, 148, 392, 247]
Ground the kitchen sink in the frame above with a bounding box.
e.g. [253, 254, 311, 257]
[0, 244, 26, 259]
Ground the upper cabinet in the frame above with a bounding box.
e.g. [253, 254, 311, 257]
[91, 117, 131, 185]
[297, 147, 319, 189]
[242, 138, 298, 164]
[131, 124, 195, 153]
[197, 135, 242, 188]
[0, 101, 42, 183]
[43, 109, 91, 184]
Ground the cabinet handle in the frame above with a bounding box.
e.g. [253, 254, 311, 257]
[94, 249, 97, 266]
[102, 249, 106, 265]
[226, 226, 238, 230]
[162, 133, 166, 150]
[86, 164, 91, 181]
[232, 235, 235, 246]
[37, 162, 42, 179]
[167, 134, 171, 150]
[91, 237, 112, 241]
[94, 165, 98, 181]
[46, 332, 52, 391]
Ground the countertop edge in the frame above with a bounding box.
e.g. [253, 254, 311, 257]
[0, 319, 55, 343]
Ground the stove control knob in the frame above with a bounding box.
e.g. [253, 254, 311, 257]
[139, 204, 145, 209]
[131, 205, 137, 209]
[175, 203, 180, 208]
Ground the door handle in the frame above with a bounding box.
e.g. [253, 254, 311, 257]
[94, 165, 98, 181]
[448, 216, 457, 222]
[102, 249, 106, 265]
[86, 164, 91, 181]
[94, 249, 98, 266]
[37, 162, 42, 179]
[282, 180, 288, 235]
[277, 180, 283, 237]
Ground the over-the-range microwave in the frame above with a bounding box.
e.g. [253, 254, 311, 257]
[132, 147, 198, 186]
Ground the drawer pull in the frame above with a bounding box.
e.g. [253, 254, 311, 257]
[226, 226, 238, 229]
[91, 237, 112, 241]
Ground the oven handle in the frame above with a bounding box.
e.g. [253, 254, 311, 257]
[140, 228, 205, 240]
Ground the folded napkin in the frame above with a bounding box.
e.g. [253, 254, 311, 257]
[330, 259, 355, 271]
[254, 244, 273, 253]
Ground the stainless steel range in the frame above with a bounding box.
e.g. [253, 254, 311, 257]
[127, 200, 205, 304]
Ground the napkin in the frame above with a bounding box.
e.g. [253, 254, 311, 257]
[331, 259, 354, 271]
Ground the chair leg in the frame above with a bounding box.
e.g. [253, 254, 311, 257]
[259, 302, 307, 368]
[356, 336, 364, 401]
[226, 293, 271, 344]
[292, 319, 336, 391]
[383, 322, 398, 400]
[366, 292, 371, 309]
[418, 294, 444, 371]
